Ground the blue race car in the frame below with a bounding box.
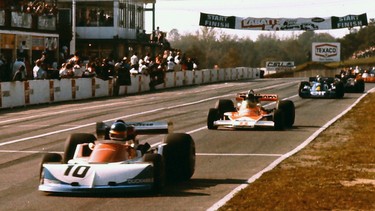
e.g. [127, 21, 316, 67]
[298, 75, 344, 99]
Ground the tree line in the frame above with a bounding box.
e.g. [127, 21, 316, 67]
[167, 20, 375, 69]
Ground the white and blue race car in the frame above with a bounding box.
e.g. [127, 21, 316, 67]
[38, 120, 196, 194]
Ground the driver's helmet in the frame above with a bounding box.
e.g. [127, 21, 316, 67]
[315, 83, 321, 91]
[109, 121, 127, 141]
[247, 90, 257, 103]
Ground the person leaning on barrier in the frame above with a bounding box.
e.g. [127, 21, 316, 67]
[59, 62, 74, 78]
[12, 65, 27, 81]
[33, 59, 47, 79]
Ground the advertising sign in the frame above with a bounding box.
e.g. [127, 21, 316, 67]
[266, 61, 294, 72]
[312, 42, 341, 62]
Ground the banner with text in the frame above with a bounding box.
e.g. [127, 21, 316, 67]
[199, 12, 367, 31]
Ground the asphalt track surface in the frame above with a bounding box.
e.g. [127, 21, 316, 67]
[0, 78, 373, 211]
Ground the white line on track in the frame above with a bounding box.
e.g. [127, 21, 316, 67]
[206, 88, 375, 211]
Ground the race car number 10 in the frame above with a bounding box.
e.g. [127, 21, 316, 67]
[64, 165, 90, 178]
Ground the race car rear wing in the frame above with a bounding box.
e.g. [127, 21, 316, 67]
[309, 76, 335, 83]
[96, 120, 173, 139]
[236, 93, 279, 102]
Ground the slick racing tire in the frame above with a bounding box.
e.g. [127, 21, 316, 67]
[215, 99, 236, 119]
[207, 108, 219, 130]
[334, 81, 345, 99]
[63, 133, 97, 163]
[163, 133, 196, 182]
[277, 100, 295, 128]
[143, 153, 165, 193]
[273, 109, 285, 130]
[39, 153, 62, 182]
[355, 79, 365, 93]
[298, 81, 310, 98]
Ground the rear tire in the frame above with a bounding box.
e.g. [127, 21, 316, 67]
[163, 133, 195, 182]
[334, 81, 345, 98]
[215, 99, 236, 118]
[355, 79, 365, 93]
[63, 133, 97, 163]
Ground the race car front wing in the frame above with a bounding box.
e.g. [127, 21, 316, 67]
[213, 119, 274, 129]
[39, 163, 154, 193]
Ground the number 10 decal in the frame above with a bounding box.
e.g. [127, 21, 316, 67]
[64, 165, 90, 178]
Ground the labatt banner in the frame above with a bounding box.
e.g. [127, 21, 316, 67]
[199, 12, 368, 31]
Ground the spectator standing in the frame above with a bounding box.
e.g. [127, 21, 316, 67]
[130, 52, 139, 70]
[60, 45, 69, 65]
[167, 58, 175, 72]
[119, 57, 131, 84]
[82, 62, 97, 78]
[12, 57, 26, 79]
[69, 50, 81, 66]
[186, 57, 194, 71]
[174, 51, 181, 64]
[151, 26, 160, 43]
[59, 62, 74, 78]
[33, 59, 44, 79]
[143, 53, 151, 65]
[18, 40, 28, 58]
[138, 59, 148, 74]
[12, 65, 27, 81]
[100, 58, 114, 80]
[0, 54, 5, 81]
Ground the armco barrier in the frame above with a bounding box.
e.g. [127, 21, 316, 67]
[0, 67, 260, 109]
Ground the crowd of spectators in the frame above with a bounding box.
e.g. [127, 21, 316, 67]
[351, 46, 375, 59]
[0, 41, 199, 93]
[339, 65, 375, 78]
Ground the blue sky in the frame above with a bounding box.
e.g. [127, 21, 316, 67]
[145, 0, 375, 40]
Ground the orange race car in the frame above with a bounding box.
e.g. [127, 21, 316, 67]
[361, 68, 375, 83]
[207, 90, 295, 130]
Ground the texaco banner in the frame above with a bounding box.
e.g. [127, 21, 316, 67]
[199, 13, 367, 31]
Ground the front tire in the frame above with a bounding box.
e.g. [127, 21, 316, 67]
[39, 153, 62, 183]
[163, 133, 195, 182]
[298, 81, 310, 98]
[273, 109, 285, 130]
[143, 153, 165, 193]
[277, 100, 295, 128]
[207, 108, 219, 129]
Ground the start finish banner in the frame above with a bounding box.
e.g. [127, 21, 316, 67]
[199, 13, 368, 31]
